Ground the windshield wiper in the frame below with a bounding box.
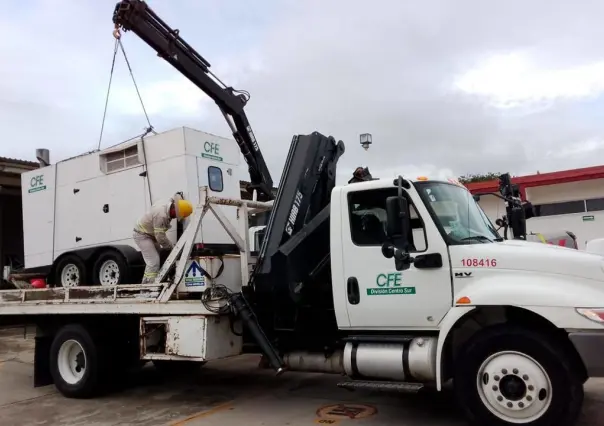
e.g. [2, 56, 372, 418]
[460, 235, 494, 243]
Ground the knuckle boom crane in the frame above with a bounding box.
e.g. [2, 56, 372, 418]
[112, 0, 373, 371]
[112, 0, 273, 200]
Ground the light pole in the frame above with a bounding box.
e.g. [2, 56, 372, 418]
[360, 133, 372, 151]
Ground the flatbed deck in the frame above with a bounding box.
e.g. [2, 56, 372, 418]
[0, 283, 222, 314]
[1, 191, 272, 316]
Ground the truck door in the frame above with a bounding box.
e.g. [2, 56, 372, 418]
[341, 186, 453, 329]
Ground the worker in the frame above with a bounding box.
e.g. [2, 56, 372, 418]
[133, 196, 194, 284]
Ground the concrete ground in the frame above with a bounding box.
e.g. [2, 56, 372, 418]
[0, 328, 603, 426]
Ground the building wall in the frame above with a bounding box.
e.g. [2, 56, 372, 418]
[524, 211, 604, 249]
[474, 178, 604, 250]
[525, 179, 604, 204]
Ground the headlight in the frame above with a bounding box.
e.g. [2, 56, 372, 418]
[576, 308, 604, 323]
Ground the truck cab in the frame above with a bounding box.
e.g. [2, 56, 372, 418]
[327, 174, 604, 425]
[331, 174, 604, 330]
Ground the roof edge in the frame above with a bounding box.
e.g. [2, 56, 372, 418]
[464, 164, 604, 193]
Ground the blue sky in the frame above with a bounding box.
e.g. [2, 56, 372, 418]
[3, 0, 604, 185]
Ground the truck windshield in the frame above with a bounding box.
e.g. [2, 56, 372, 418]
[414, 181, 502, 244]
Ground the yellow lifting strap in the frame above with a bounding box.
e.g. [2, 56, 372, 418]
[535, 232, 547, 244]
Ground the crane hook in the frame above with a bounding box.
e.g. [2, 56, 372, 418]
[113, 25, 121, 40]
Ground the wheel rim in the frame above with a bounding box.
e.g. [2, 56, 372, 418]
[60, 264, 80, 287]
[99, 260, 120, 286]
[476, 350, 553, 423]
[57, 339, 87, 385]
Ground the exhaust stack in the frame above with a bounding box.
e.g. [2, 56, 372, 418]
[35, 149, 50, 168]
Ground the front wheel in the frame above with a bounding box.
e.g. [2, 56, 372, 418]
[454, 325, 584, 426]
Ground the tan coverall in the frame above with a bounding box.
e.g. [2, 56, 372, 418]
[133, 203, 174, 284]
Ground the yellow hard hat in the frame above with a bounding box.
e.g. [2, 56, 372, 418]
[175, 199, 193, 219]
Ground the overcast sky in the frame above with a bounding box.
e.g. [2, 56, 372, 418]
[2, 0, 604, 185]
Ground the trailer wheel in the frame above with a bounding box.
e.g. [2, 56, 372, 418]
[54, 255, 87, 287]
[92, 251, 130, 286]
[49, 324, 104, 398]
[454, 324, 584, 426]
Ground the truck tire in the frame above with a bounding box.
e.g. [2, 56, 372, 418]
[54, 255, 87, 288]
[49, 324, 105, 398]
[92, 250, 130, 286]
[454, 324, 584, 426]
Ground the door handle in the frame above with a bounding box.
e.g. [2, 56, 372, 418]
[347, 277, 360, 305]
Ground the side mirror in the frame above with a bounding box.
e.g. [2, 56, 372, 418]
[383, 195, 414, 271]
[509, 205, 526, 239]
[385, 196, 410, 240]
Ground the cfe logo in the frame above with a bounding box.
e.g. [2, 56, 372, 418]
[366, 272, 416, 296]
[28, 174, 47, 193]
[376, 272, 403, 287]
[202, 141, 223, 162]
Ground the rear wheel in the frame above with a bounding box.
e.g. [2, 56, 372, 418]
[454, 324, 584, 426]
[49, 324, 105, 398]
[92, 251, 130, 286]
[54, 255, 87, 288]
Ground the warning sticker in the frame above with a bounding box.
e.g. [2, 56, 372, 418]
[184, 260, 206, 287]
[315, 403, 377, 420]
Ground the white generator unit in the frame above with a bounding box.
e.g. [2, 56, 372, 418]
[20, 126, 244, 287]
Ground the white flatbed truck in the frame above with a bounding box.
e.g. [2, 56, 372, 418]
[3, 2, 603, 426]
[3, 176, 604, 426]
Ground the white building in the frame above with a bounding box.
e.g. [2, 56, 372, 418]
[465, 166, 604, 249]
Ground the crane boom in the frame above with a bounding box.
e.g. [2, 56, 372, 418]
[112, 0, 274, 200]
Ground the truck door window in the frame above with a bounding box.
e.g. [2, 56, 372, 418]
[208, 166, 224, 192]
[348, 188, 427, 252]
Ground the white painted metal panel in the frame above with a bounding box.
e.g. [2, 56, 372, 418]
[166, 316, 206, 358]
[54, 174, 111, 255]
[55, 152, 105, 187]
[204, 315, 242, 359]
[21, 165, 56, 268]
[183, 127, 240, 166]
[140, 315, 241, 361]
[140, 127, 186, 165]
[183, 127, 242, 246]
[177, 255, 243, 294]
[194, 157, 242, 245]
[107, 165, 148, 243]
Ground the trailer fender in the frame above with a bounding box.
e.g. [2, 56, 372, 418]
[93, 245, 144, 267]
[435, 306, 475, 391]
[49, 245, 143, 285]
[54, 245, 143, 268]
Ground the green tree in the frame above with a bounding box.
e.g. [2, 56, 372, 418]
[458, 172, 502, 184]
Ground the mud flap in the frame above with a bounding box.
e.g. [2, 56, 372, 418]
[34, 335, 53, 387]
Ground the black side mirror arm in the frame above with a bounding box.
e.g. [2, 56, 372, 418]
[381, 242, 414, 271]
